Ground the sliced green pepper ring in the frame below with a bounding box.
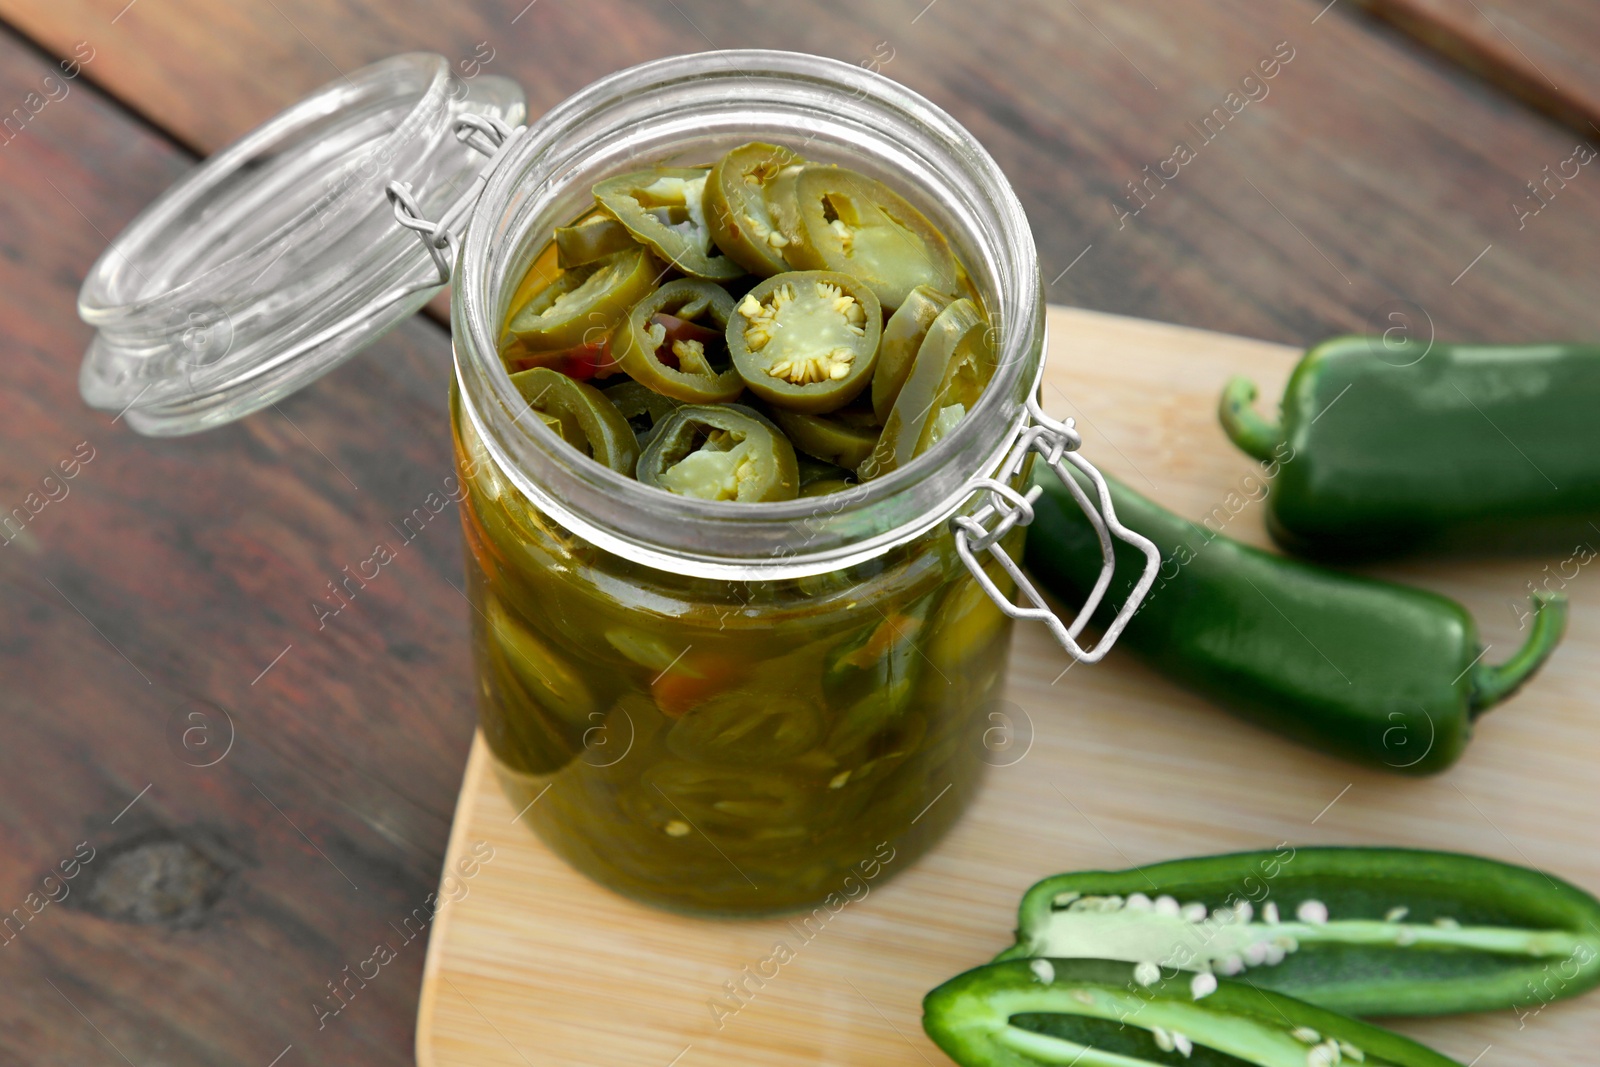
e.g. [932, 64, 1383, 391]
[502, 245, 662, 351]
[602, 380, 684, 446]
[636, 761, 809, 841]
[770, 164, 960, 310]
[729, 270, 882, 414]
[486, 594, 600, 729]
[637, 404, 799, 502]
[859, 298, 988, 480]
[509, 366, 641, 475]
[771, 407, 880, 469]
[873, 284, 952, 422]
[704, 141, 804, 276]
[553, 214, 638, 269]
[594, 167, 744, 280]
[613, 278, 744, 404]
[666, 690, 822, 765]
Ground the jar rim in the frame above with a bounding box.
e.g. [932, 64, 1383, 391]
[454, 49, 1043, 579]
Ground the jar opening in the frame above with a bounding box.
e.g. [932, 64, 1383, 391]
[455, 51, 1043, 579]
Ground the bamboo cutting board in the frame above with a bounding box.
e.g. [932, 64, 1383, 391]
[416, 306, 1598, 1065]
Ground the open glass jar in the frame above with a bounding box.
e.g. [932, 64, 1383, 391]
[77, 51, 1157, 916]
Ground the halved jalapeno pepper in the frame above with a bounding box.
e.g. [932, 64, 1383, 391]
[594, 167, 744, 280]
[637, 404, 799, 502]
[614, 278, 744, 404]
[704, 141, 804, 277]
[509, 367, 640, 475]
[873, 284, 953, 421]
[859, 297, 990, 480]
[602, 380, 683, 446]
[768, 164, 960, 309]
[553, 214, 638, 268]
[503, 245, 662, 351]
[729, 270, 882, 414]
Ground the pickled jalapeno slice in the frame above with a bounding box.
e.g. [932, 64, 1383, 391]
[614, 278, 744, 404]
[771, 165, 960, 310]
[554, 214, 639, 268]
[859, 298, 988, 480]
[637, 404, 800, 502]
[704, 141, 805, 277]
[509, 366, 641, 475]
[771, 407, 880, 470]
[602, 380, 684, 446]
[486, 596, 601, 729]
[638, 761, 810, 840]
[594, 167, 744, 281]
[730, 271, 882, 413]
[666, 690, 822, 765]
[873, 284, 952, 422]
[503, 245, 662, 351]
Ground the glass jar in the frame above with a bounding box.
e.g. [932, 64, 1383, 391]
[450, 52, 1044, 914]
[75, 50, 1157, 917]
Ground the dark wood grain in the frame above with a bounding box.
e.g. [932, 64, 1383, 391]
[0, 29, 471, 1067]
[0, 2, 1598, 1065]
[1354, 0, 1600, 140]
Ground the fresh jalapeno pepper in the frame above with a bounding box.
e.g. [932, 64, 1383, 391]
[602, 380, 683, 446]
[997, 847, 1600, 1019]
[767, 164, 960, 309]
[553, 214, 639, 268]
[729, 270, 882, 413]
[613, 278, 744, 404]
[508, 367, 640, 475]
[770, 407, 880, 470]
[1024, 468, 1568, 774]
[502, 245, 662, 351]
[1221, 336, 1600, 559]
[636, 404, 799, 501]
[594, 167, 744, 281]
[859, 297, 989, 480]
[873, 283, 952, 421]
[704, 141, 805, 276]
[924, 958, 1465, 1067]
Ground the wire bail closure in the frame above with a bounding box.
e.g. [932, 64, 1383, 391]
[952, 393, 1160, 665]
[386, 114, 524, 287]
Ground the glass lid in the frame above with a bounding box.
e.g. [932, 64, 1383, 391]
[77, 53, 526, 436]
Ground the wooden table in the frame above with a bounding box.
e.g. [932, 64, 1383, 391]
[0, 2, 1595, 1064]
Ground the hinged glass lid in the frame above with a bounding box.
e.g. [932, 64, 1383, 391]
[77, 53, 526, 436]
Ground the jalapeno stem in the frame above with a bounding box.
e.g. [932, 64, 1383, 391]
[1219, 376, 1283, 462]
[1470, 592, 1569, 716]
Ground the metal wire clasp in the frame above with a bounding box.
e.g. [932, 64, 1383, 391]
[385, 114, 524, 287]
[951, 393, 1161, 665]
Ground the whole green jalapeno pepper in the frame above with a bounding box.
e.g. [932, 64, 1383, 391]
[996, 847, 1600, 1018]
[1024, 468, 1567, 774]
[924, 958, 1465, 1067]
[1220, 336, 1600, 559]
